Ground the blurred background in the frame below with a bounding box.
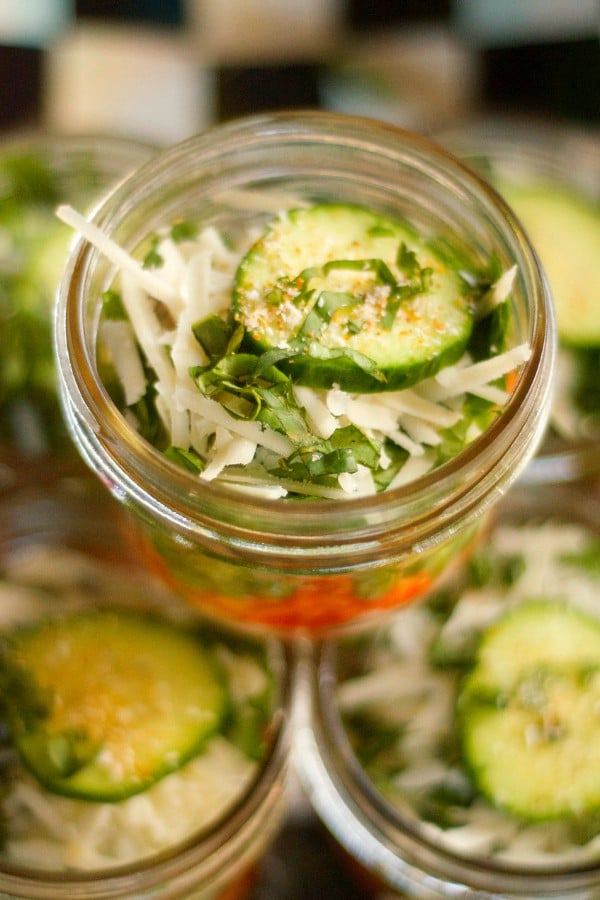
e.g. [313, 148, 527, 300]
[0, 0, 598, 144]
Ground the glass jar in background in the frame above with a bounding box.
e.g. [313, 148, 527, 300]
[0, 464, 292, 899]
[0, 133, 155, 460]
[294, 480, 600, 898]
[437, 118, 600, 485]
[55, 110, 555, 635]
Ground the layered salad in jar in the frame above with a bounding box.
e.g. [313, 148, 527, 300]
[56, 183, 535, 631]
[332, 491, 600, 868]
[59, 196, 529, 499]
[0, 534, 285, 874]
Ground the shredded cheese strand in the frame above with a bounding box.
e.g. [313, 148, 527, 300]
[56, 204, 179, 306]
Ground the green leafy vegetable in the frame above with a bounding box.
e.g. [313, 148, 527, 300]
[142, 235, 164, 270]
[560, 539, 600, 576]
[164, 445, 205, 473]
[192, 316, 244, 363]
[101, 288, 127, 320]
[170, 220, 198, 243]
[191, 351, 312, 444]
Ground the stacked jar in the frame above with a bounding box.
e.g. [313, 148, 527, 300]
[0, 131, 293, 899]
[295, 479, 600, 898]
[0, 133, 155, 462]
[43, 110, 559, 897]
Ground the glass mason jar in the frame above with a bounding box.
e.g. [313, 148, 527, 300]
[0, 464, 292, 899]
[0, 132, 155, 460]
[294, 480, 600, 898]
[55, 111, 555, 635]
[437, 118, 600, 485]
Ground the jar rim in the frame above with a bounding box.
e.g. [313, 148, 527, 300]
[0, 131, 157, 210]
[55, 110, 555, 569]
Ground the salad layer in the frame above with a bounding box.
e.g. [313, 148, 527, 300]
[0, 542, 279, 870]
[60, 194, 529, 500]
[334, 515, 600, 866]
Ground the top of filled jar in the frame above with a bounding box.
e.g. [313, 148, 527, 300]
[58, 187, 531, 501]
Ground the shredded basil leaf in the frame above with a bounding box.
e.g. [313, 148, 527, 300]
[560, 540, 600, 576]
[192, 316, 244, 364]
[190, 351, 313, 445]
[164, 445, 205, 473]
[188, 332, 388, 486]
[273, 444, 358, 485]
[298, 291, 360, 338]
[468, 298, 510, 361]
[298, 341, 387, 385]
[101, 288, 127, 321]
[142, 235, 163, 270]
[170, 220, 198, 243]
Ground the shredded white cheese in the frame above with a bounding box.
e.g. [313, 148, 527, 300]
[387, 451, 436, 488]
[476, 264, 517, 320]
[200, 427, 257, 481]
[56, 205, 178, 306]
[99, 319, 147, 406]
[434, 343, 531, 397]
[293, 386, 337, 439]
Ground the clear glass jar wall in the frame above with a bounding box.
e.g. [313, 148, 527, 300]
[55, 111, 555, 635]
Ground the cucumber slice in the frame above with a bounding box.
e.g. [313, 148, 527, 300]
[459, 601, 600, 820]
[499, 181, 600, 347]
[6, 611, 227, 801]
[233, 204, 474, 392]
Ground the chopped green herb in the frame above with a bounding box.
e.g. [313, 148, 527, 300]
[164, 445, 205, 473]
[101, 288, 127, 320]
[170, 220, 198, 243]
[560, 539, 600, 577]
